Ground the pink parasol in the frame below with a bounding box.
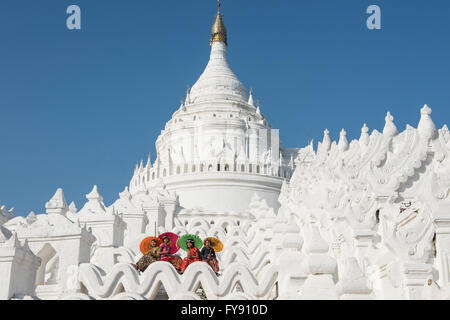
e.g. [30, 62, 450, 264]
[158, 232, 180, 254]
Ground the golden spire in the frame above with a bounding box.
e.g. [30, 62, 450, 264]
[210, 0, 227, 46]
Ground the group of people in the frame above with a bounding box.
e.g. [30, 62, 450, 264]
[132, 233, 221, 276]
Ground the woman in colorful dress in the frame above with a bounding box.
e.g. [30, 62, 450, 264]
[133, 238, 160, 273]
[201, 238, 220, 275]
[180, 239, 202, 274]
[160, 235, 183, 274]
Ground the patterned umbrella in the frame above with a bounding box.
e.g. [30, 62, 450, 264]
[158, 232, 180, 254]
[139, 236, 162, 255]
[203, 237, 224, 253]
[178, 234, 203, 251]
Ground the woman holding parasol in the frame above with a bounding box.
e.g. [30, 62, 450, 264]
[133, 237, 161, 273]
[178, 234, 203, 274]
[159, 232, 183, 274]
[201, 237, 222, 275]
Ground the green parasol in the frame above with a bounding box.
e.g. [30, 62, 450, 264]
[178, 234, 203, 251]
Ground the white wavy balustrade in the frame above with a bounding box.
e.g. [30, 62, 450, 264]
[71, 261, 278, 300]
[68, 216, 279, 301]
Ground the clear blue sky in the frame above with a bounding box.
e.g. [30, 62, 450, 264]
[1, 0, 449, 216]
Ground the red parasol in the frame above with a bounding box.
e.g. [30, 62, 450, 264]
[158, 232, 180, 254]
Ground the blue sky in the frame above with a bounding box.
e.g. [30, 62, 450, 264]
[1, 0, 449, 216]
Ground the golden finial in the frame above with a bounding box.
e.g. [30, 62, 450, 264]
[211, 0, 227, 46]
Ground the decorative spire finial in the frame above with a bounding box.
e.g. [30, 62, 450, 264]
[322, 129, 331, 152]
[147, 153, 151, 167]
[248, 88, 254, 106]
[185, 87, 191, 105]
[362, 123, 369, 134]
[338, 129, 349, 152]
[421, 104, 432, 116]
[360, 124, 370, 147]
[211, 0, 227, 46]
[383, 111, 398, 137]
[418, 104, 436, 140]
[45, 188, 68, 216]
[86, 185, 103, 202]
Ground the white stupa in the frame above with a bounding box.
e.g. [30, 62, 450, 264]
[128, 4, 298, 214]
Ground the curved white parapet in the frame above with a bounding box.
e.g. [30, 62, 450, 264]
[76, 261, 279, 300]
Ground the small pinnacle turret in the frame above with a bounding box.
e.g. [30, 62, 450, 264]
[248, 88, 254, 106]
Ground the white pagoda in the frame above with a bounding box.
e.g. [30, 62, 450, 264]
[1, 2, 449, 300]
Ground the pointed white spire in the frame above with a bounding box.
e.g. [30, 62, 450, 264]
[119, 186, 132, 200]
[308, 139, 314, 149]
[322, 129, 331, 152]
[185, 87, 191, 105]
[78, 185, 107, 217]
[69, 201, 78, 213]
[86, 185, 103, 202]
[45, 188, 68, 216]
[248, 88, 254, 106]
[360, 123, 370, 146]
[383, 111, 398, 137]
[418, 104, 436, 140]
[180, 97, 186, 112]
[338, 129, 349, 152]
[146, 153, 152, 169]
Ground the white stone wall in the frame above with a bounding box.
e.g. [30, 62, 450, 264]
[277, 105, 450, 299]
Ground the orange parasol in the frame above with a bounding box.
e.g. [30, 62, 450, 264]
[203, 237, 224, 253]
[139, 236, 162, 255]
